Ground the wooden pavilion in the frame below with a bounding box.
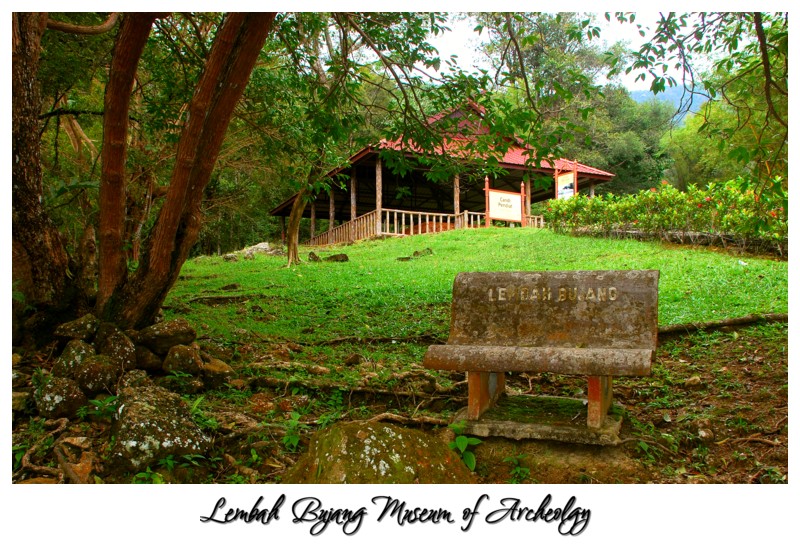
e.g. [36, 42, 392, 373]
[270, 107, 615, 245]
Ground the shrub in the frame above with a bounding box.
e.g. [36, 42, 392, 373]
[543, 178, 786, 255]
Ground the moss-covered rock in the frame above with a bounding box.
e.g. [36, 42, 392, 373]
[162, 344, 204, 376]
[201, 357, 234, 389]
[95, 323, 137, 372]
[52, 339, 95, 378]
[284, 421, 476, 484]
[54, 313, 99, 341]
[73, 354, 123, 396]
[134, 344, 163, 372]
[34, 376, 88, 419]
[137, 318, 196, 355]
[109, 385, 210, 473]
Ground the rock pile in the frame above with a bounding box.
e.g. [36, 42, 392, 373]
[16, 315, 235, 475]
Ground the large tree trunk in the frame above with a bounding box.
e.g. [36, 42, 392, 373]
[12, 13, 72, 324]
[96, 13, 159, 314]
[98, 13, 276, 329]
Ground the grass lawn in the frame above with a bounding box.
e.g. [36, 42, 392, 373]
[166, 227, 788, 344]
[16, 228, 785, 485]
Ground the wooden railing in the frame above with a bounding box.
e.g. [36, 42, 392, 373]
[381, 208, 457, 236]
[306, 209, 545, 246]
[462, 211, 485, 229]
[525, 215, 545, 228]
[308, 210, 379, 246]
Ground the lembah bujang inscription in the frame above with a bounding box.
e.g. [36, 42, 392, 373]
[447, 271, 659, 349]
[487, 285, 618, 303]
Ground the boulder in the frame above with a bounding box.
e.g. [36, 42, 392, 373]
[54, 313, 99, 341]
[162, 344, 204, 376]
[323, 253, 349, 262]
[283, 421, 476, 484]
[119, 369, 154, 390]
[95, 323, 137, 372]
[134, 345, 163, 372]
[109, 384, 210, 473]
[34, 376, 88, 419]
[137, 318, 196, 355]
[52, 339, 95, 378]
[12, 391, 32, 413]
[74, 354, 123, 396]
[413, 247, 433, 257]
[201, 358, 234, 389]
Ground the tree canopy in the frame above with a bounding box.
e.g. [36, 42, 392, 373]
[11, 11, 789, 343]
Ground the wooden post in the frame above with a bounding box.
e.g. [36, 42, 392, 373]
[350, 170, 358, 241]
[350, 169, 358, 221]
[310, 201, 316, 238]
[520, 182, 527, 227]
[280, 216, 286, 244]
[467, 371, 506, 420]
[453, 174, 462, 230]
[573, 160, 579, 196]
[328, 189, 335, 233]
[453, 174, 461, 214]
[484, 176, 490, 228]
[525, 179, 531, 215]
[587, 375, 613, 428]
[589, 181, 596, 198]
[375, 157, 383, 235]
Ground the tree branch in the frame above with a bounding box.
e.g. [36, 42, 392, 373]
[46, 12, 121, 35]
[752, 12, 788, 128]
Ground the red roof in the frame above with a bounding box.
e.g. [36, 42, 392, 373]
[320, 103, 614, 181]
[375, 137, 614, 178]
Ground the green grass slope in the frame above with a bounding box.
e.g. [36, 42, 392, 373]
[166, 228, 788, 345]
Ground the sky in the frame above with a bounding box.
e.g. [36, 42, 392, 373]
[426, 12, 674, 91]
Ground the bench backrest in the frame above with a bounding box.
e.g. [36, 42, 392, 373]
[447, 270, 659, 351]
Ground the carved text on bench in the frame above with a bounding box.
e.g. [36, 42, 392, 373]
[487, 285, 618, 303]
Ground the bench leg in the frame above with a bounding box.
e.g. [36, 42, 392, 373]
[467, 371, 506, 419]
[587, 376, 613, 429]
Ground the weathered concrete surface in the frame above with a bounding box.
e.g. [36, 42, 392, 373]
[425, 346, 653, 375]
[424, 270, 659, 426]
[445, 270, 659, 349]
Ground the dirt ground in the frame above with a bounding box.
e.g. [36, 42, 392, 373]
[11, 322, 787, 485]
[467, 323, 788, 484]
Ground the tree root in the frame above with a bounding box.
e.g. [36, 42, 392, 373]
[658, 313, 787, 338]
[13, 418, 69, 483]
[367, 412, 450, 427]
[617, 436, 676, 456]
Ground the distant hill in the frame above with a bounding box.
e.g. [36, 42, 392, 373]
[629, 86, 701, 123]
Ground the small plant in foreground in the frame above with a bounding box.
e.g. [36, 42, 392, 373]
[77, 396, 120, 421]
[185, 395, 219, 431]
[282, 412, 308, 452]
[133, 467, 165, 484]
[448, 421, 481, 471]
[503, 453, 531, 484]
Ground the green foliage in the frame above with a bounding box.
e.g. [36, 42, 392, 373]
[132, 466, 165, 484]
[281, 411, 308, 452]
[607, 12, 787, 198]
[543, 179, 787, 254]
[12, 443, 29, 473]
[185, 395, 219, 432]
[77, 395, 120, 421]
[448, 421, 481, 471]
[503, 453, 532, 484]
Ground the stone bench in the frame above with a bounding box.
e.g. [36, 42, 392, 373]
[423, 270, 659, 431]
